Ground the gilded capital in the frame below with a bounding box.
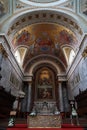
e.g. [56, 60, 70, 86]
[0, 44, 8, 58]
[82, 46, 87, 58]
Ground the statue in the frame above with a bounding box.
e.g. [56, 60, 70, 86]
[70, 104, 79, 125]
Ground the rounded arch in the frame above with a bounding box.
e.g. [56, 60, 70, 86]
[19, 0, 68, 7]
[30, 60, 60, 112]
[27, 60, 62, 75]
[61, 44, 75, 64]
[24, 54, 66, 75]
[32, 63, 58, 75]
[1, 8, 84, 37]
[14, 45, 29, 51]
[24, 54, 66, 70]
[61, 44, 76, 51]
[62, 45, 76, 65]
[14, 46, 28, 65]
[33, 66, 57, 101]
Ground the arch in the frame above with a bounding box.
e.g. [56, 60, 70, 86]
[32, 63, 58, 75]
[68, 49, 75, 65]
[26, 59, 65, 75]
[19, 0, 68, 7]
[34, 66, 56, 100]
[14, 45, 29, 51]
[62, 45, 76, 65]
[14, 46, 28, 65]
[1, 8, 83, 37]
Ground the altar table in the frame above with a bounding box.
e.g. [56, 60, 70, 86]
[27, 115, 61, 128]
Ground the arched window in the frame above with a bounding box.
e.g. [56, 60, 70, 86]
[14, 47, 27, 66]
[15, 50, 21, 64]
[63, 47, 75, 66]
[69, 49, 75, 65]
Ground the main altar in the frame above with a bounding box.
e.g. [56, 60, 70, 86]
[28, 115, 61, 128]
[27, 101, 61, 128]
[27, 68, 62, 128]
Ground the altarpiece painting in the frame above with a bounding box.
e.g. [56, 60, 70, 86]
[35, 67, 55, 100]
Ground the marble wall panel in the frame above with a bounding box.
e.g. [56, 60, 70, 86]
[0, 53, 23, 97]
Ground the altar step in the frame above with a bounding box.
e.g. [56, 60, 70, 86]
[15, 118, 27, 124]
[0, 117, 87, 128]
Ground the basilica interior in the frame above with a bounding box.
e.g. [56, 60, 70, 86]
[0, 0, 87, 128]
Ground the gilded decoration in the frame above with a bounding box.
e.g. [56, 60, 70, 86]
[82, 46, 87, 58]
[7, 12, 83, 37]
[0, 44, 8, 58]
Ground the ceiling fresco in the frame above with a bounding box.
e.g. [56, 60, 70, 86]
[13, 23, 77, 48]
[12, 23, 78, 69]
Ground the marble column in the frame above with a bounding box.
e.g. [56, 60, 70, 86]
[58, 82, 64, 112]
[27, 81, 32, 112]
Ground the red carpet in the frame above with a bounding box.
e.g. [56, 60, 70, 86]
[7, 124, 84, 130]
[61, 124, 83, 128]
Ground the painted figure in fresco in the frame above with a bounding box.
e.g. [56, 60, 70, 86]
[16, 30, 31, 45]
[34, 32, 54, 54]
[59, 30, 73, 45]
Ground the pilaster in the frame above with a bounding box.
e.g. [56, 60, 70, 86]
[27, 75, 33, 112]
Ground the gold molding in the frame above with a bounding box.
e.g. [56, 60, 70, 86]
[0, 44, 8, 58]
[82, 46, 87, 58]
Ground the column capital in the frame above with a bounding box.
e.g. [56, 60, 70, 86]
[58, 81, 62, 84]
[28, 75, 33, 83]
[23, 74, 33, 82]
[57, 73, 67, 82]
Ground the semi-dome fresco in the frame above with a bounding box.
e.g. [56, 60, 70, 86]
[12, 23, 78, 69]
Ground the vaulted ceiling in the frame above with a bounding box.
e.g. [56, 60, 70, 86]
[3, 8, 83, 73]
[12, 23, 78, 70]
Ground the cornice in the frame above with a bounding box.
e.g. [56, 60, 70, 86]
[1, 8, 83, 39]
[0, 34, 24, 80]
